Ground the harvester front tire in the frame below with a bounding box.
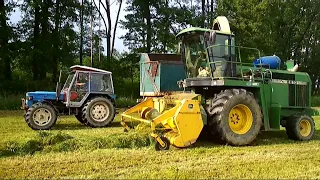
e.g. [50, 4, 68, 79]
[25, 103, 57, 130]
[82, 97, 115, 128]
[155, 137, 170, 151]
[206, 89, 262, 146]
[285, 114, 315, 141]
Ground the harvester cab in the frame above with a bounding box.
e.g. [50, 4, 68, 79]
[177, 19, 236, 80]
[121, 16, 320, 151]
[21, 65, 116, 130]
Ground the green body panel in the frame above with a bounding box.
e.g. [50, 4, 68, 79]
[175, 27, 320, 132]
[191, 68, 318, 131]
[270, 83, 289, 106]
[160, 63, 186, 92]
[269, 104, 281, 129]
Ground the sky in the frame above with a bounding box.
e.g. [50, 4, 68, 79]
[8, 0, 129, 53]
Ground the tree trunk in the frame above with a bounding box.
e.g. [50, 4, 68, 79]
[163, 0, 169, 53]
[201, 0, 205, 27]
[210, 0, 214, 25]
[32, 3, 40, 80]
[0, 0, 11, 80]
[39, 0, 50, 80]
[52, 0, 60, 83]
[90, 0, 93, 66]
[106, 0, 112, 61]
[146, 1, 151, 53]
[79, 0, 84, 65]
[92, 0, 108, 43]
[111, 0, 123, 55]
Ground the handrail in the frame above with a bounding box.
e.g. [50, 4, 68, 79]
[205, 60, 271, 81]
[206, 44, 262, 60]
[203, 44, 271, 81]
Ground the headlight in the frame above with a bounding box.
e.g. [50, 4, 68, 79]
[28, 96, 33, 100]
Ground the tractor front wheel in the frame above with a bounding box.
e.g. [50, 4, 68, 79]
[81, 97, 115, 128]
[285, 114, 315, 141]
[206, 89, 263, 146]
[24, 103, 57, 130]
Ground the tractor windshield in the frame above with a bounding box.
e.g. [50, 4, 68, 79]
[63, 72, 75, 90]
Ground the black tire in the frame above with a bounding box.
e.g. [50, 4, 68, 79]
[155, 136, 170, 151]
[206, 89, 262, 146]
[285, 114, 315, 141]
[75, 113, 85, 124]
[82, 97, 115, 128]
[25, 103, 57, 130]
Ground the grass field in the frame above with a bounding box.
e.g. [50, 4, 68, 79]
[1, 110, 320, 179]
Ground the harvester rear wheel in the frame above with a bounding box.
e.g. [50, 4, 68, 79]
[285, 114, 315, 141]
[206, 89, 262, 146]
[25, 103, 57, 130]
[155, 136, 170, 151]
[81, 97, 115, 128]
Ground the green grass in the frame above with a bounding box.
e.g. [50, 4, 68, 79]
[0, 93, 24, 110]
[1, 110, 320, 179]
[312, 96, 320, 107]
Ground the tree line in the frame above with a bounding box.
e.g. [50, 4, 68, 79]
[0, 0, 320, 95]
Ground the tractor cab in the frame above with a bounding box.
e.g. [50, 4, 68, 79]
[59, 65, 115, 107]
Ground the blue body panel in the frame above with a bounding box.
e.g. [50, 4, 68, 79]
[25, 91, 117, 108]
[25, 91, 64, 108]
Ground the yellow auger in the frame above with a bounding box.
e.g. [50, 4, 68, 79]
[120, 93, 206, 150]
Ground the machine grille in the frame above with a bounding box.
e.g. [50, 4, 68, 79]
[296, 84, 309, 107]
[288, 84, 295, 106]
[288, 84, 309, 107]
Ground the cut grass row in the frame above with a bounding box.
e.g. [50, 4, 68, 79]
[1, 110, 320, 179]
[0, 110, 153, 157]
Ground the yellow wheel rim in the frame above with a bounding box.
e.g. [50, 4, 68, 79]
[299, 119, 311, 137]
[229, 104, 253, 134]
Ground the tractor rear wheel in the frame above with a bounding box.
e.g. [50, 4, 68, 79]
[285, 114, 315, 141]
[81, 97, 115, 128]
[25, 103, 57, 130]
[75, 113, 85, 124]
[206, 89, 262, 146]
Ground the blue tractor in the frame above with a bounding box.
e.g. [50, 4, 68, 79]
[21, 65, 116, 130]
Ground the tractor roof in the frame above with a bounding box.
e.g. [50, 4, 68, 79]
[176, 27, 233, 39]
[70, 65, 112, 74]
